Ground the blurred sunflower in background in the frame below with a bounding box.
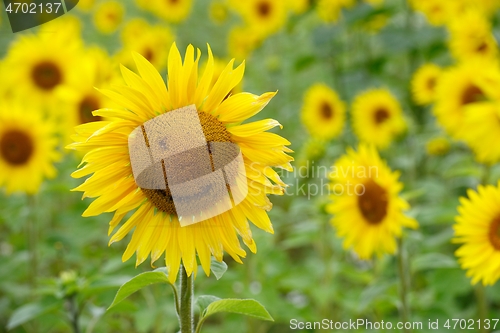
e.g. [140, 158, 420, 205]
[93, 0, 125, 35]
[288, 0, 310, 14]
[2, 28, 83, 110]
[68, 43, 293, 283]
[425, 137, 450, 156]
[411, 63, 442, 106]
[328, 144, 418, 259]
[151, 0, 193, 24]
[351, 88, 406, 149]
[300, 83, 345, 141]
[454, 183, 500, 285]
[447, 10, 498, 62]
[227, 25, 260, 60]
[237, 0, 287, 39]
[0, 101, 60, 195]
[408, 0, 463, 26]
[433, 60, 500, 139]
[317, 0, 356, 23]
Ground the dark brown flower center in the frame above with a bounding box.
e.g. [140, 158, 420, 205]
[79, 95, 102, 124]
[489, 216, 500, 250]
[143, 48, 154, 62]
[374, 108, 390, 124]
[32, 61, 62, 91]
[141, 110, 232, 216]
[357, 179, 388, 224]
[0, 129, 34, 166]
[461, 84, 485, 105]
[257, 1, 271, 17]
[427, 77, 436, 91]
[477, 42, 488, 53]
[320, 101, 333, 120]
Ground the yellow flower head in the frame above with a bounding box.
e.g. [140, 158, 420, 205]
[409, 0, 463, 26]
[288, 0, 310, 14]
[210, 0, 230, 24]
[425, 137, 450, 156]
[448, 10, 498, 62]
[93, 1, 124, 34]
[227, 25, 260, 60]
[454, 183, 500, 285]
[351, 88, 407, 150]
[68, 43, 293, 283]
[0, 100, 60, 194]
[433, 60, 500, 139]
[328, 144, 418, 259]
[411, 63, 442, 106]
[238, 0, 288, 39]
[151, 0, 193, 24]
[300, 83, 346, 141]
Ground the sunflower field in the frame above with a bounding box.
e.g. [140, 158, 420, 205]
[2, 0, 500, 332]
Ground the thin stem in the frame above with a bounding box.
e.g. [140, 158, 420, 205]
[397, 237, 411, 333]
[27, 195, 38, 291]
[475, 284, 489, 333]
[67, 295, 81, 333]
[177, 265, 194, 333]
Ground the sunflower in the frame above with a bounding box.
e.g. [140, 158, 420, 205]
[151, 0, 193, 24]
[460, 102, 500, 164]
[68, 43, 293, 283]
[118, 21, 174, 70]
[210, 0, 230, 24]
[454, 183, 500, 285]
[93, 1, 124, 34]
[433, 60, 500, 139]
[448, 10, 498, 62]
[0, 100, 60, 194]
[300, 83, 345, 141]
[327, 144, 418, 259]
[425, 137, 450, 156]
[237, 0, 287, 39]
[411, 63, 442, 106]
[227, 25, 260, 60]
[288, 0, 310, 14]
[351, 88, 406, 149]
[317, 0, 356, 23]
[409, 0, 463, 26]
[2, 23, 82, 108]
[76, 0, 95, 11]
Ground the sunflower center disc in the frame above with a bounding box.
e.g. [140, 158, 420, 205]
[374, 108, 390, 124]
[488, 217, 500, 250]
[320, 101, 333, 120]
[32, 61, 62, 91]
[357, 179, 388, 224]
[129, 105, 247, 226]
[257, 1, 271, 17]
[79, 95, 102, 124]
[461, 84, 485, 105]
[0, 129, 34, 166]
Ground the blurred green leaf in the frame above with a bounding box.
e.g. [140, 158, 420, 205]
[411, 253, 458, 273]
[210, 258, 227, 280]
[7, 299, 60, 330]
[107, 268, 171, 310]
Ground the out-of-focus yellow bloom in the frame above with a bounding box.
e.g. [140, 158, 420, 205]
[454, 183, 500, 285]
[289, 0, 310, 14]
[351, 88, 407, 150]
[93, 1, 124, 34]
[362, 14, 389, 33]
[448, 10, 498, 62]
[2, 26, 83, 110]
[210, 0, 230, 24]
[411, 63, 442, 106]
[364, 0, 384, 6]
[461, 102, 500, 164]
[301, 83, 346, 141]
[434, 60, 500, 139]
[228, 25, 260, 60]
[76, 0, 95, 12]
[328, 144, 418, 259]
[118, 22, 174, 71]
[317, 0, 356, 23]
[425, 137, 450, 156]
[0, 100, 60, 195]
[150, 0, 193, 24]
[409, 0, 463, 26]
[237, 0, 287, 39]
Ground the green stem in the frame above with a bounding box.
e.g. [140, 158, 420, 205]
[177, 265, 194, 333]
[27, 195, 38, 291]
[67, 295, 80, 333]
[397, 238, 411, 333]
[475, 284, 489, 333]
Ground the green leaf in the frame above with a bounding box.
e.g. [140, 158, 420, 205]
[196, 295, 220, 313]
[107, 267, 171, 310]
[210, 258, 227, 280]
[203, 299, 274, 321]
[411, 253, 458, 273]
[7, 300, 59, 330]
